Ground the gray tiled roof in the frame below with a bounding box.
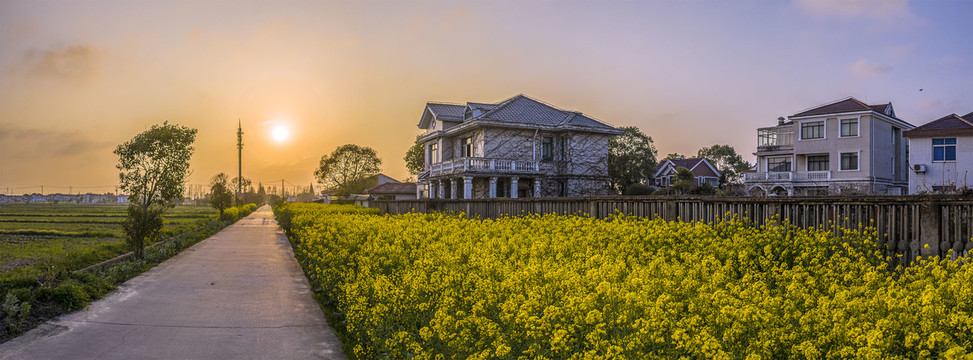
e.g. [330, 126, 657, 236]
[477, 95, 618, 131]
[467, 102, 497, 111]
[426, 103, 465, 120]
[422, 94, 620, 133]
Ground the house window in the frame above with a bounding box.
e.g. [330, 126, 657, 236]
[767, 157, 791, 172]
[558, 180, 567, 197]
[801, 121, 824, 140]
[807, 155, 829, 171]
[461, 137, 473, 158]
[559, 136, 567, 160]
[840, 119, 858, 137]
[542, 137, 554, 161]
[933, 138, 957, 162]
[840, 152, 859, 171]
[429, 143, 438, 164]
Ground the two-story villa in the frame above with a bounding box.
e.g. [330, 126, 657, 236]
[416, 94, 623, 199]
[745, 97, 914, 196]
[904, 112, 973, 193]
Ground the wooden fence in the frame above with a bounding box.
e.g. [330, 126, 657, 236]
[371, 196, 973, 261]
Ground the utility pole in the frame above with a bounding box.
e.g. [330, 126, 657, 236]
[237, 119, 244, 199]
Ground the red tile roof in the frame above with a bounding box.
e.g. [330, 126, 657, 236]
[791, 97, 889, 118]
[903, 113, 973, 137]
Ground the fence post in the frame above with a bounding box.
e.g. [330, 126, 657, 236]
[665, 200, 677, 222]
[919, 202, 940, 258]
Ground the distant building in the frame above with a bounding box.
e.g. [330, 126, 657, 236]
[415, 94, 623, 199]
[904, 112, 973, 193]
[366, 182, 418, 201]
[745, 97, 914, 196]
[652, 158, 721, 188]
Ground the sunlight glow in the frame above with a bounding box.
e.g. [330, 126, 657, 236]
[272, 125, 290, 142]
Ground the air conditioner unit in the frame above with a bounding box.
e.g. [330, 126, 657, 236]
[913, 164, 926, 173]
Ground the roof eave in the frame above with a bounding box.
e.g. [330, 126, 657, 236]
[789, 110, 914, 130]
[904, 128, 973, 138]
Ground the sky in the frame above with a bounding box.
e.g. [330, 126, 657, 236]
[1, 0, 971, 195]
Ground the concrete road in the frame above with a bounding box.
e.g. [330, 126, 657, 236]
[0, 205, 346, 359]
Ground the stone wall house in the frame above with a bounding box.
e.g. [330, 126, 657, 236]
[744, 97, 914, 196]
[416, 94, 623, 199]
[904, 112, 973, 193]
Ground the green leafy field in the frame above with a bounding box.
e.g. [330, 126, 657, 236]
[0, 202, 255, 342]
[0, 203, 216, 279]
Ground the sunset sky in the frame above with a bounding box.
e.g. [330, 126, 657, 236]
[1, 0, 971, 195]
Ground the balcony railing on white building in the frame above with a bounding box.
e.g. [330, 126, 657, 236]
[422, 157, 540, 177]
[744, 171, 832, 182]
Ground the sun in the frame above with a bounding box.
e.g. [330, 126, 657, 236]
[272, 125, 290, 142]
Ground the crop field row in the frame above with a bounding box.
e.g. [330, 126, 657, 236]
[0, 204, 217, 279]
[277, 203, 973, 360]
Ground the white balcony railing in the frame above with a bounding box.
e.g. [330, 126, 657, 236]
[422, 157, 540, 177]
[745, 171, 832, 182]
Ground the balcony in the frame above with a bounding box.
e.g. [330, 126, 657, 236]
[745, 171, 832, 182]
[420, 157, 540, 178]
[756, 126, 794, 152]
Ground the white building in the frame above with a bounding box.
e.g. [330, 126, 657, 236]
[904, 112, 973, 193]
[745, 97, 914, 196]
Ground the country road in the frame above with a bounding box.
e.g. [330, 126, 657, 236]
[0, 205, 345, 359]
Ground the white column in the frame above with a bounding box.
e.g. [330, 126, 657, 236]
[510, 177, 519, 199]
[437, 181, 445, 199]
[450, 179, 458, 199]
[533, 179, 541, 198]
[489, 177, 497, 198]
[463, 176, 473, 199]
[417, 182, 423, 199]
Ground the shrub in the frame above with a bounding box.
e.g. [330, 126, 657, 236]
[623, 183, 653, 195]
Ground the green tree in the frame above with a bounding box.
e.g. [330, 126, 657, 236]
[697, 144, 753, 187]
[114, 122, 197, 259]
[404, 135, 425, 176]
[608, 126, 658, 194]
[257, 183, 267, 204]
[315, 144, 382, 196]
[210, 173, 234, 218]
[672, 167, 695, 194]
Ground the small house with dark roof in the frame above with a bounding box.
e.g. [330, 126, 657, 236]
[745, 97, 914, 196]
[366, 182, 418, 201]
[416, 94, 623, 199]
[904, 112, 973, 193]
[652, 158, 721, 188]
